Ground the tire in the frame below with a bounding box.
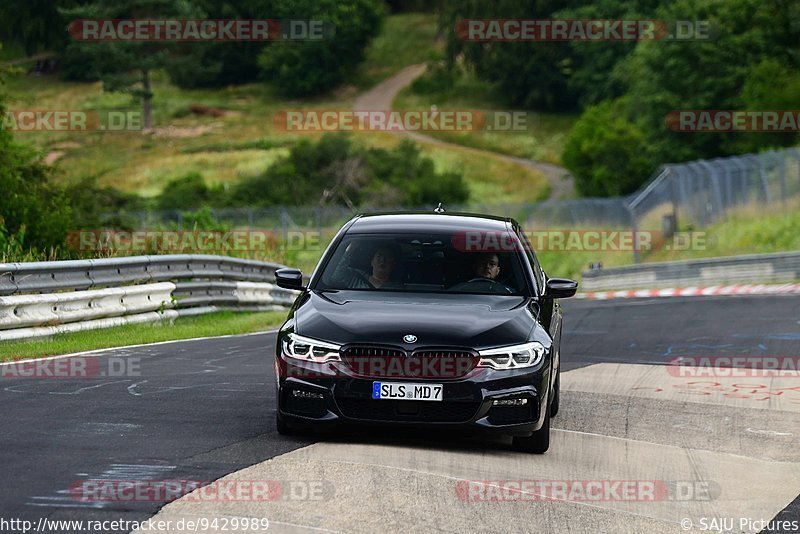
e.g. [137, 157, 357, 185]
[512, 398, 550, 454]
[276, 411, 293, 436]
[550, 371, 560, 418]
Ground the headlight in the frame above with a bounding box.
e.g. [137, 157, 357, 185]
[281, 333, 341, 363]
[477, 341, 546, 370]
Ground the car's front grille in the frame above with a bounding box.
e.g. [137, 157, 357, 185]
[335, 397, 480, 423]
[340, 346, 480, 379]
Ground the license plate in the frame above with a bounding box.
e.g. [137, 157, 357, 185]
[372, 381, 443, 401]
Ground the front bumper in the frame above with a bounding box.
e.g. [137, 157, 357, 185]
[276, 356, 551, 437]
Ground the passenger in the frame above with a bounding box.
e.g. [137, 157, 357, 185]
[332, 242, 399, 289]
[367, 246, 397, 288]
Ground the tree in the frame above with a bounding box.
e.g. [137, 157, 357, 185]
[166, 0, 275, 88]
[554, 0, 661, 108]
[440, 0, 581, 111]
[621, 0, 800, 163]
[258, 0, 385, 96]
[0, 0, 77, 55]
[562, 99, 656, 196]
[61, 0, 203, 129]
[723, 58, 800, 154]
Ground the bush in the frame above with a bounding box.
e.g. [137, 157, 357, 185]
[410, 62, 456, 96]
[364, 140, 469, 205]
[225, 134, 469, 207]
[157, 173, 211, 211]
[562, 100, 656, 197]
[0, 138, 71, 251]
[65, 176, 145, 229]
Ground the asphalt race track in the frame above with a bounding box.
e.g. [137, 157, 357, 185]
[1, 295, 798, 533]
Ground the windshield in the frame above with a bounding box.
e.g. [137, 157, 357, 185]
[316, 232, 530, 295]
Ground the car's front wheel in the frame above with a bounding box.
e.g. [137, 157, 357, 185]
[276, 388, 294, 436]
[550, 370, 560, 418]
[512, 395, 551, 454]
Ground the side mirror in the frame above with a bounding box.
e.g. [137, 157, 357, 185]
[275, 268, 305, 291]
[544, 277, 578, 299]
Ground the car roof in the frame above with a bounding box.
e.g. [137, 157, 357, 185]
[346, 212, 517, 234]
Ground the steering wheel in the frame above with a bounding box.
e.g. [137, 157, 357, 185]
[349, 269, 376, 289]
[449, 277, 514, 294]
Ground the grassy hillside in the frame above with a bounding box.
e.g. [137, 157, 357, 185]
[354, 13, 443, 89]
[646, 201, 800, 263]
[2, 13, 549, 204]
[393, 69, 576, 166]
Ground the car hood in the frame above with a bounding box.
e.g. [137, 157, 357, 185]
[294, 290, 537, 349]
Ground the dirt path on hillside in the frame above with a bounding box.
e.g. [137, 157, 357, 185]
[2, 52, 57, 67]
[353, 63, 575, 200]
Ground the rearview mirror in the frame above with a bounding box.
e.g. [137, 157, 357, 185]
[544, 277, 578, 299]
[275, 268, 305, 291]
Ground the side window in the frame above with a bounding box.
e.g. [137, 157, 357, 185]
[516, 228, 544, 292]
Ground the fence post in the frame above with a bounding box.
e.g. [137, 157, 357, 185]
[280, 210, 288, 242]
[628, 205, 639, 264]
[668, 168, 679, 232]
[756, 155, 771, 204]
[778, 151, 787, 205]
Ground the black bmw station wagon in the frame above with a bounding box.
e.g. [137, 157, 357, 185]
[274, 210, 577, 453]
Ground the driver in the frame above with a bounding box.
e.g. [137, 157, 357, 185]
[471, 252, 501, 280]
[453, 252, 514, 294]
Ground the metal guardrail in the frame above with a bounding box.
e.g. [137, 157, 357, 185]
[0, 255, 298, 341]
[581, 251, 800, 291]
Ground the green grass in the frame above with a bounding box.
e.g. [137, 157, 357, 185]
[1, 72, 333, 195]
[394, 70, 576, 166]
[0, 310, 288, 361]
[354, 13, 442, 89]
[0, 42, 26, 62]
[532, 201, 800, 283]
[646, 201, 800, 263]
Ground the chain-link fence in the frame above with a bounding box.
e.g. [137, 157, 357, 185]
[105, 147, 800, 261]
[629, 147, 800, 229]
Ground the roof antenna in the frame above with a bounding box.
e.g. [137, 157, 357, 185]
[434, 202, 446, 214]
